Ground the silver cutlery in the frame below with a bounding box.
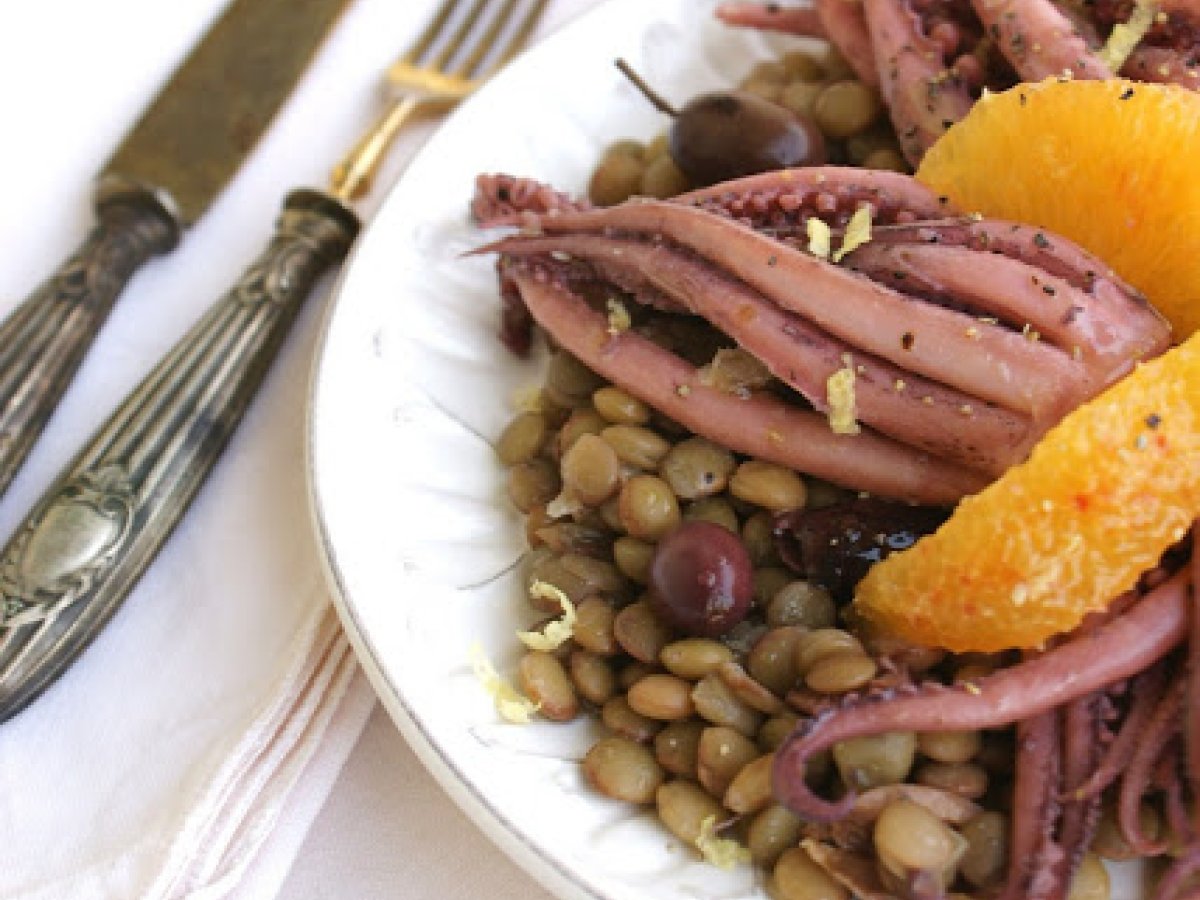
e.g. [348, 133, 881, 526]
[0, 0, 548, 721]
[0, 0, 352, 499]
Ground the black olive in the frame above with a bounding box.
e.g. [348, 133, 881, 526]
[649, 521, 753, 637]
[614, 61, 825, 189]
[669, 90, 826, 186]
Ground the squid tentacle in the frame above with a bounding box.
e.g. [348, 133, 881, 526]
[1048, 692, 1105, 899]
[967, 0, 1111, 80]
[715, 0, 827, 39]
[999, 708, 1063, 900]
[771, 572, 1189, 822]
[1117, 671, 1184, 856]
[865, 0, 977, 163]
[815, 0, 882, 88]
[843, 237, 1168, 385]
[676, 165, 951, 228]
[505, 260, 988, 503]
[1070, 662, 1169, 800]
[526, 200, 1091, 418]
[485, 231, 1033, 473]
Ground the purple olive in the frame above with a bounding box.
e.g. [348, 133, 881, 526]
[669, 91, 826, 186]
[649, 521, 753, 637]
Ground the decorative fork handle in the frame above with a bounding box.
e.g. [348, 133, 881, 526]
[0, 182, 180, 498]
[0, 189, 358, 721]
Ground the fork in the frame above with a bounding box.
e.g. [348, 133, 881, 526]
[332, 0, 548, 202]
[0, 0, 548, 722]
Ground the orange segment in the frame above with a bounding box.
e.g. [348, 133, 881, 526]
[916, 78, 1200, 337]
[853, 330, 1200, 652]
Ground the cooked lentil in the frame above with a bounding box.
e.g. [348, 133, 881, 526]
[601, 695, 662, 744]
[660, 638, 735, 680]
[518, 651, 579, 721]
[583, 736, 665, 804]
[613, 599, 675, 663]
[697, 726, 760, 797]
[627, 673, 697, 721]
[773, 846, 850, 900]
[617, 475, 681, 540]
[569, 649, 617, 705]
[833, 732, 917, 790]
[657, 780, 725, 846]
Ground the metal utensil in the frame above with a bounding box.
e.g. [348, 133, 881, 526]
[0, 0, 548, 722]
[0, 0, 353, 501]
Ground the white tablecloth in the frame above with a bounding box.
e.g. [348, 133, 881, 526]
[281, 705, 557, 899]
[0, 0, 593, 897]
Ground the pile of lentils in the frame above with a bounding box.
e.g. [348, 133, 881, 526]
[492, 46, 1127, 900]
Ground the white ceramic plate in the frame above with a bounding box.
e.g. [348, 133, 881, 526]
[307, 2, 804, 897]
[307, 2, 1146, 898]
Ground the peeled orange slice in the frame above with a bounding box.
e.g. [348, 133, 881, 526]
[854, 330, 1200, 652]
[916, 78, 1200, 338]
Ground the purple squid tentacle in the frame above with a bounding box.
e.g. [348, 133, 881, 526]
[1154, 843, 1200, 900]
[1190, 530, 1200, 840]
[1124, 46, 1200, 87]
[506, 261, 988, 504]
[1118, 672, 1186, 857]
[814, 0, 882, 87]
[1048, 692, 1105, 898]
[714, 0, 883, 88]
[1117, 0, 1200, 88]
[864, 0, 976, 164]
[858, 219, 1142, 296]
[1190, 529, 1200, 833]
[967, 0, 1112, 80]
[497, 264, 534, 357]
[843, 240, 1169, 390]
[1071, 662, 1169, 801]
[527, 200, 1088, 418]
[472, 173, 589, 225]
[772, 572, 1189, 822]
[485, 231, 1033, 474]
[1156, 740, 1194, 850]
[999, 709, 1063, 900]
[715, 1, 828, 38]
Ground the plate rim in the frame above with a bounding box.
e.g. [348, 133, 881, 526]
[303, 2, 633, 897]
[305, 471, 601, 900]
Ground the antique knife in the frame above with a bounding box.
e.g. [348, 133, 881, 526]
[0, 0, 352, 499]
[0, 0, 548, 723]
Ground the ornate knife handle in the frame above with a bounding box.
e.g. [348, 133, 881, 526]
[0, 181, 180, 498]
[0, 190, 359, 721]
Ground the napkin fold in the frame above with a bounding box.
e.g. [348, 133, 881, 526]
[147, 609, 372, 900]
[0, 262, 375, 899]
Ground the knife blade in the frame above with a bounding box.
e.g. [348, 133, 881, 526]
[0, 0, 352, 499]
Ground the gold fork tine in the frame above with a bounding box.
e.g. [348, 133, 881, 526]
[430, 0, 491, 72]
[452, 0, 520, 78]
[490, 0, 549, 73]
[400, 0, 460, 66]
[457, 0, 549, 79]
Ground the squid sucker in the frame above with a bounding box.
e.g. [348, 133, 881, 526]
[473, 167, 1168, 506]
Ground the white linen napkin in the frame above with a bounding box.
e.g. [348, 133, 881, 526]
[0, 0, 426, 897]
[0, 0, 599, 897]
